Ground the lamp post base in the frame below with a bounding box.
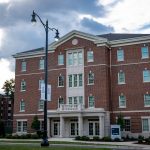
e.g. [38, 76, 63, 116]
[41, 138, 49, 147]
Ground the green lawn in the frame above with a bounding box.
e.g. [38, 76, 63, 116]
[0, 145, 111, 150]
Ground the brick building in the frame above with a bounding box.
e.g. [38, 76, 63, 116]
[0, 94, 14, 134]
[13, 30, 150, 138]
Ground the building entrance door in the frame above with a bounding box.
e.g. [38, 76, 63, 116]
[53, 122, 60, 137]
[89, 122, 99, 136]
[70, 122, 78, 136]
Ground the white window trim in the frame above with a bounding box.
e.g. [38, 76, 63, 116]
[21, 61, 26, 72]
[58, 54, 64, 65]
[142, 118, 150, 133]
[119, 95, 126, 108]
[87, 51, 94, 62]
[144, 94, 150, 107]
[20, 100, 25, 112]
[141, 46, 149, 59]
[88, 72, 94, 85]
[38, 100, 44, 111]
[39, 59, 44, 70]
[16, 120, 27, 133]
[88, 96, 95, 108]
[143, 70, 150, 83]
[20, 80, 26, 92]
[118, 72, 125, 85]
[117, 49, 124, 62]
[58, 75, 64, 87]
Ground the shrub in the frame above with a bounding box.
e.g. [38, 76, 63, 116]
[145, 137, 150, 144]
[31, 134, 39, 139]
[102, 136, 111, 142]
[93, 136, 100, 141]
[114, 138, 121, 142]
[75, 136, 81, 140]
[81, 136, 90, 141]
[26, 133, 32, 139]
[138, 135, 144, 144]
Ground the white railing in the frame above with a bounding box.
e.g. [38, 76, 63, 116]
[59, 104, 85, 111]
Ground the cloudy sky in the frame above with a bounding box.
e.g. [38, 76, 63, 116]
[0, 0, 150, 92]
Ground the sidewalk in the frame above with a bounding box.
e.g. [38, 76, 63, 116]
[0, 138, 150, 149]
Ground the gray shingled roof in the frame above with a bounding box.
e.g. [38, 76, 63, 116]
[14, 33, 150, 57]
[98, 33, 150, 41]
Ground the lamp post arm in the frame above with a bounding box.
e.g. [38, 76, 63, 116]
[33, 11, 46, 30]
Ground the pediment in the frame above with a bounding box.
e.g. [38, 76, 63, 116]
[48, 30, 107, 50]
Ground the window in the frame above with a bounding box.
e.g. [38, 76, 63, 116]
[119, 95, 126, 108]
[69, 75, 72, 87]
[144, 94, 150, 106]
[142, 119, 149, 132]
[79, 74, 83, 87]
[68, 74, 83, 87]
[68, 96, 83, 105]
[39, 100, 44, 110]
[39, 59, 44, 70]
[21, 80, 26, 91]
[39, 79, 44, 90]
[68, 51, 83, 66]
[17, 121, 27, 133]
[118, 71, 125, 84]
[117, 49, 124, 61]
[58, 75, 64, 87]
[74, 74, 78, 87]
[141, 47, 149, 59]
[21, 61, 26, 72]
[88, 96, 94, 108]
[78, 52, 83, 65]
[89, 122, 99, 136]
[58, 97, 64, 108]
[68, 53, 73, 66]
[124, 119, 131, 131]
[87, 51, 94, 62]
[58, 54, 64, 65]
[88, 72, 94, 84]
[20, 100, 25, 112]
[143, 70, 150, 82]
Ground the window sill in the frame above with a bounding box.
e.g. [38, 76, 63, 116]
[144, 105, 150, 107]
[58, 64, 64, 66]
[58, 86, 64, 88]
[38, 109, 44, 111]
[19, 110, 25, 112]
[119, 106, 126, 108]
[21, 70, 26, 72]
[87, 60, 94, 63]
[20, 90, 26, 92]
[87, 83, 94, 85]
[143, 81, 150, 83]
[118, 83, 126, 85]
[141, 57, 149, 59]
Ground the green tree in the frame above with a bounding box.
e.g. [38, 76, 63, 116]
[2, 78, 15, 99]
[117, 113, 125, 131]
[31, 116, 40, 131]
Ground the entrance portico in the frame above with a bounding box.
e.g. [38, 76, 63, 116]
[47, 108, 107, 138]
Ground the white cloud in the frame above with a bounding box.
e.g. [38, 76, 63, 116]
[97, 0, 150, 33]
[0, 58, 15, 92]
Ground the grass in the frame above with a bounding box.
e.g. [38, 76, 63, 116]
[0, 145, 111, 150]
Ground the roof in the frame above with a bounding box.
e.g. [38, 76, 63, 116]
[98, 33, 150, 41]
[13, 31, 150, 58]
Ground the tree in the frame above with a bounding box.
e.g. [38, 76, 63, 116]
[31, 116, 40, 131]
[117, 113, 125, 131]
[2, 78, 15, 99]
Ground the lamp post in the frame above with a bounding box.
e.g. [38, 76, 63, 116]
[31, 10, 59, 146]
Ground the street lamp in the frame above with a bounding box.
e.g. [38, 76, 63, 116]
[31, 10, 59, 146]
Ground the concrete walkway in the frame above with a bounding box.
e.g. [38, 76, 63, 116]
[0, 138, 150, 149]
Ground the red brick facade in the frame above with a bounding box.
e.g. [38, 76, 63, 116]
[13, 31, 150, 138]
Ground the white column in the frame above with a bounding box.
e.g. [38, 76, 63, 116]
[60, 116, 64, 137]
[78, 115, 83, 136]
[47, 118, 50, 138]
[99, 115, 104, 138]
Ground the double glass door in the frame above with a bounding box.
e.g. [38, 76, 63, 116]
[70, 122, 78, 136]
[89, 122, 99, 136]
[53, 122, 60, 136]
